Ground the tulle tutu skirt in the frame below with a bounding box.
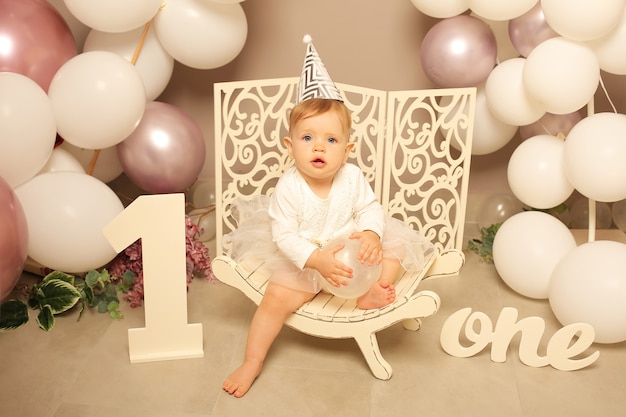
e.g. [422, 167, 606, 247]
[222, 196, 435, 294]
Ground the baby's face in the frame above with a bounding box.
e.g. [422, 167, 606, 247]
[285, 110, 354, 186]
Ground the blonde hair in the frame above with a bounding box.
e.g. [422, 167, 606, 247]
[288, 98, 352, 137]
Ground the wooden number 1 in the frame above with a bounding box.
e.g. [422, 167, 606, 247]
[103, 193, 204, 363]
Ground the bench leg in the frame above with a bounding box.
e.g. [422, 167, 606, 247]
[354, 332, 393, 380]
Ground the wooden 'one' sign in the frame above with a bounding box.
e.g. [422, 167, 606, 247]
[440, 307, 599, 371]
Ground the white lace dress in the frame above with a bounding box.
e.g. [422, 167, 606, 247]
[223, 163, 434, 294]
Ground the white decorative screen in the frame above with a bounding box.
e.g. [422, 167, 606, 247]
[214, 78, 474, 254]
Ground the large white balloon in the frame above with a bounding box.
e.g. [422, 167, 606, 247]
[48, 51, 146, 150]
[0, 73, 56, 188]
[63, 0, 162, 33]
[154, 0, 248, 69]
[564, 113, 626, 202]
[469, 0, 536, 21]
[410, 0, 469, 18]
[523, 37, 600, 115]
[587, 7, 626, 75]
[485, 58, 545, 126]
[59, 142, 124, 184]
[84, 27, 175, 101]
[493, 211, 576, 299]
[15, 172, 123, 273]
[38, 147, 85, 175]
[541, 0, 626, 41]
[549, 240, 626, 344]
[507, 135, 574, 209]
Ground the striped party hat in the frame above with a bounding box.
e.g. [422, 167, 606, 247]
[297, 34, 343, 103]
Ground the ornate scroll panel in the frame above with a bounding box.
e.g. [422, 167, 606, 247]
[383, 88, 476, 252]
[214, 78, 386, 252]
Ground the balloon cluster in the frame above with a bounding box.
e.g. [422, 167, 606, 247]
[0, 0, 247, 298]
[412, 0, 626, 344]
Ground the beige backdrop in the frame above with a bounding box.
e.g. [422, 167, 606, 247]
[56, 0, 620, 200]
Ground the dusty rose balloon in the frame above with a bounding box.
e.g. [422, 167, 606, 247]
[509, 2, 559, 57]
[0, 0, 77, 92]
[0, 176, 28, 301]
[117, 102, 206, 194]
[421, 15, 497, 87]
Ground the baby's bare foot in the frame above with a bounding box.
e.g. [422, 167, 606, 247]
[223, 359, 263, 398]
[356, 280, 396, 309]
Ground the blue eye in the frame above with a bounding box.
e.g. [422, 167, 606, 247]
[303, 135, 312, 142]
[327, 137, 337, 144]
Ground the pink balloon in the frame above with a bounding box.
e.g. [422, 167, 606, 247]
[509, 2, 559, 57]
[0, 0, 77, 92]
[421, 15, 497, 87]
[117, 102, 206, 194]
[0, 176, 28, 301]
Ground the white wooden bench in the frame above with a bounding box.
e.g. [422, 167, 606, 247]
[211, 78, 475, 379]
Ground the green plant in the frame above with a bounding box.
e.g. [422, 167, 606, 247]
[467, 222, 502, 263]
[0, 269, 131, 332]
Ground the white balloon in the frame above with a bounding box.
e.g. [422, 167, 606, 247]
[469, 0, 536, 21]
[549, 240, 626, 344]
[564, 113, 626, 202]
[0, 73, 56, 188]
[15, 172, 123, 273]
[48, 51, 146, 150]
[507, 135, 574, 209]
[63, 0, 162, 33]
[84, 27, 175, 101]
[493, 211, 576, 299]
[38, 147, 85, 175]
[485, 58, 545, 126]
[541, 0, 626, 41]
[586, 7, 626, 75]
[154, 0, 248, 69]
[59, 142, 124, 183]
[410, 0, 469, 18]
[523, 37, 599, 115]
[471, 85, 519, 155]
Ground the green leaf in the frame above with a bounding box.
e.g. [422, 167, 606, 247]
[97, 299, 109, 314]
[85, 270, 100, 289]
[38, 279, 81, 314]
[42, 271, 75, 286]
[36, 305, 55, 331]
[0, 299, 29, 331]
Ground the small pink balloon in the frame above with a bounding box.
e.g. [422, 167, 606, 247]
[0, 176, 28, 301]
[0, 0, 77, 92]
[519, 111, 583, 140]
[421, 15, 497, 87]
[117, 102, 206, 194]
[509, 2, 559, 57]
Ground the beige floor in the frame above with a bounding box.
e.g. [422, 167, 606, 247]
[2, 239, 626, 417]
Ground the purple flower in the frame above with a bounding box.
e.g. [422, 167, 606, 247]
[107, 215, 215, 307]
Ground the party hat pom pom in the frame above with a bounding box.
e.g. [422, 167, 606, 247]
[303, 34, 312, 44]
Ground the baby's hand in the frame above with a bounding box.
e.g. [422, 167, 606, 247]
[305, 244, 353, 288]
[350, 230, 383, 266]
